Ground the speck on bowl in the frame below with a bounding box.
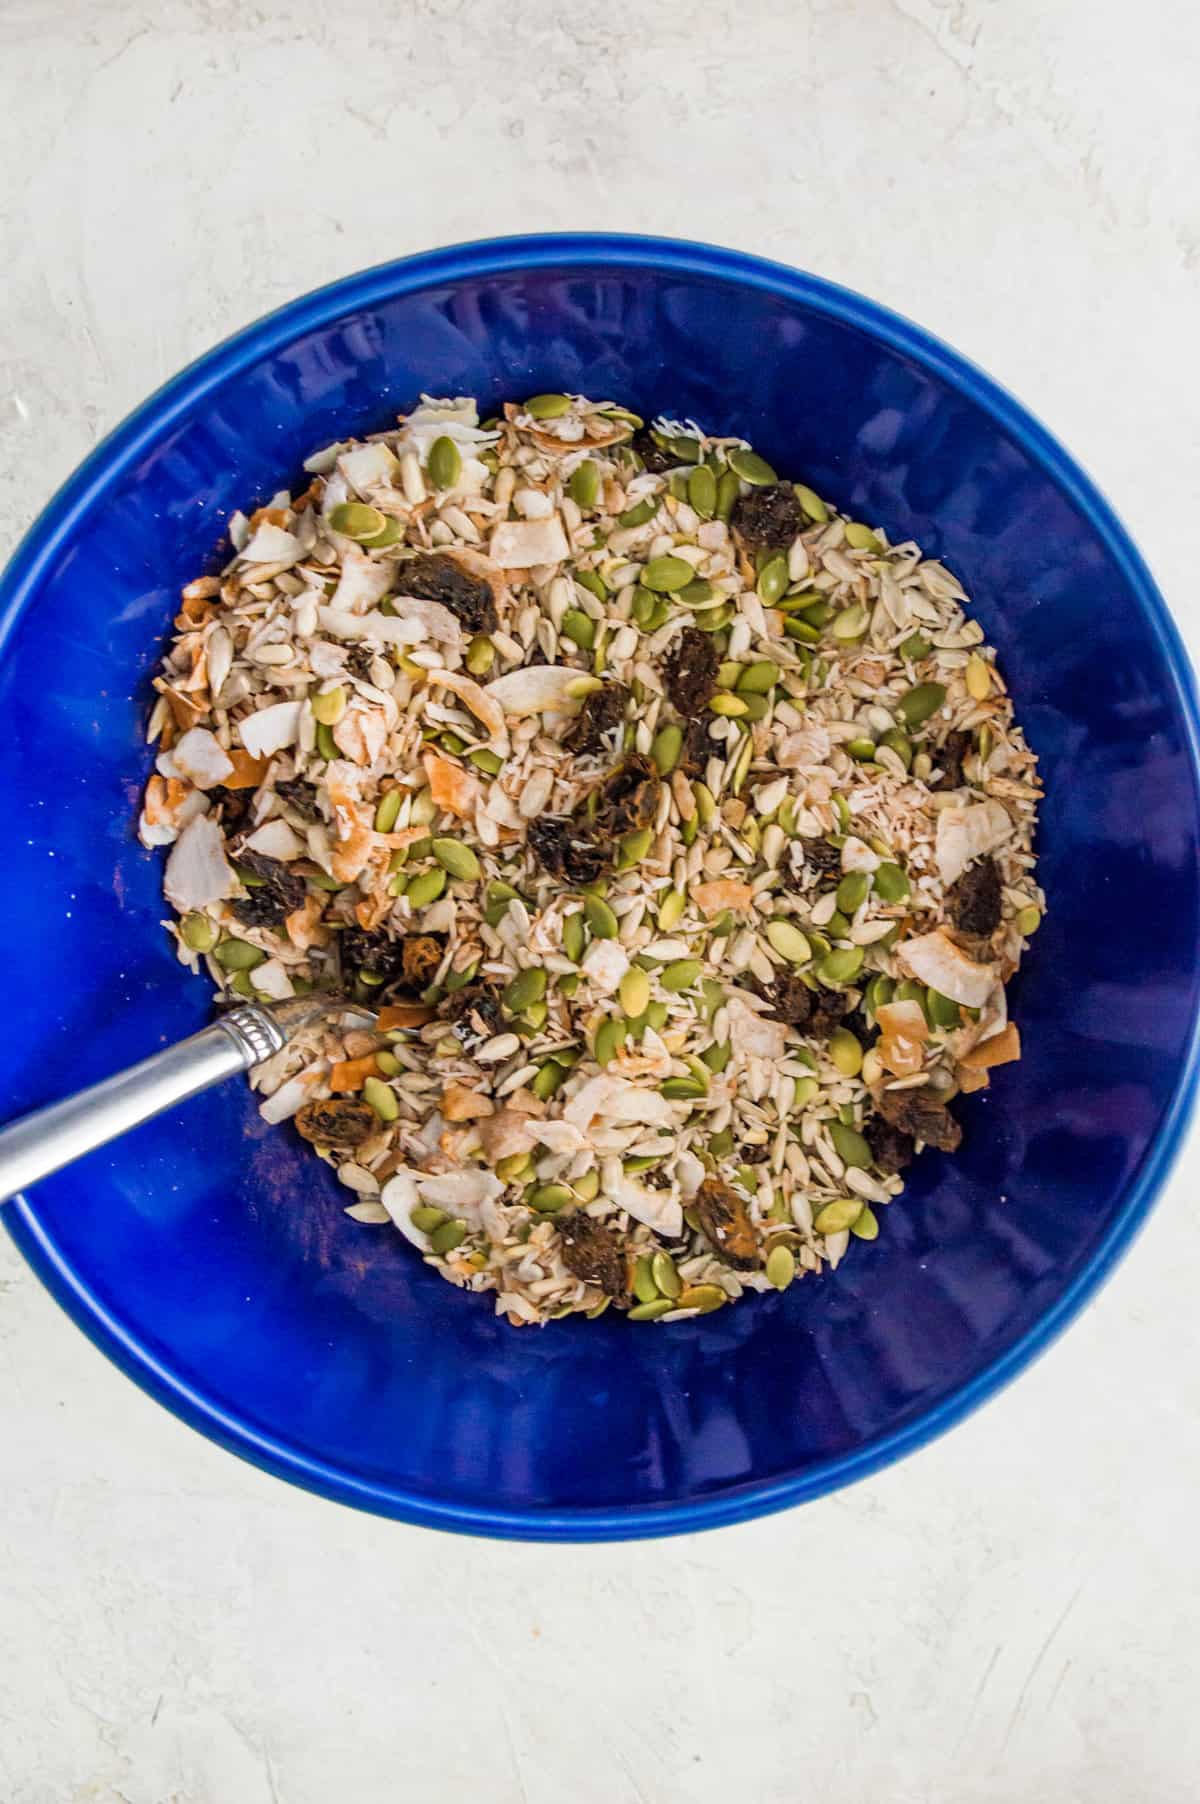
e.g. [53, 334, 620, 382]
[3, 235, 1198, 1540]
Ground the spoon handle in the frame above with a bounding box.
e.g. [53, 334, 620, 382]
[0, 1007, 286, 1204]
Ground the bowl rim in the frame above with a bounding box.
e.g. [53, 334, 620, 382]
[4, 231, 1199, 1540]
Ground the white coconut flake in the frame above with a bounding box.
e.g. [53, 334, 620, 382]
[238, 700, 302, 758]
[488, 516, 570, 568]
[167, 727, 234, 790]
[163, 814, 235, 912]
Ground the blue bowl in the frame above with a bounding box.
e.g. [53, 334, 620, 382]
[4, 235, 1198, 1539]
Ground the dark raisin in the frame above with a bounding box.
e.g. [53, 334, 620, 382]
[946, 855, 1003, 937]
[393, 553, 496, 634]
[527, 817, 611, 885]
[678, 716, 717, 778]
[865, 1116, 915, 1175]
[294, 1098, 377, 1148]
[557, 1213, 631, 1298]
[873, 1085, 962, 1153]
[213, 787, 255, 834]
[593, 753, 661, 837]
[442, 982, 504, 1049]
[564, 682, 630, 756]
[936, 729, 973, 790]
[802, 838, 844, 876]
[730, 483, 803, 554]
[740, 1142, 770, 1165]
[274, 778, 322, 824]
[631, 428, 674, 474]
[345, 643, 383, 683]
[692, 1178, 759, 1270]
[339, 929, 442, 992]
[229, 852, 306, 929]
[840, 1004, 875, 1045]
[758, 976, 849, 1040]
[662, 626, 719, 717]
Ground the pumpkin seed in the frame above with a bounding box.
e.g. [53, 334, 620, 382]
[371, 788, 402, 833]
[495, 1152, 532, 1183]
[897, 681, 947, 727]
[633, 1255, 659, 1304]
[661, 1076, 707, 1101]
[530, 1059, 567, 1102]
[575, 568, 607, 601]
[657, 889, 686, 931]
[529, 1183, 573, 1214]
[831, 603, 869, 640]
[926, 987, 961, 1030]
[651, 722, 683, 775]
[427, 435, 461, 490]
[791, 1075, 820, 1109]
[594, 1016, 626, 1066]
[827, 1028, 863, 1078]
[850, 1206, 880, 1241]
[1016, 905, 1042, 936]
[693, 782, 717, 826]
[568, 459, 600, 508]
[766, 1244, 796, 1290]
[661, 958, 702, 993]
[562, 609, 596, 650]
[525, 392, 572, 419]
[736, 659, 780, 695]
[504, 967, 547, 1013]
[847, 738, 877, 762]
[676, 1284, 727, 1313]
[830, 1121, 871, 1168]
[816, 946, 865, 986]
[965, 653, 991, 700]
[362, 1075, 399, 1122]
[844, 520, 882, 552]
[715, 469, 741, 520]
[585, 894, 619, 939]
[766, 919, 812, 965]
[213, 938, 266, 972]
[794, 483, 828, 522]
[327, 501, 388, 542]
[701, 1040, 732, 1074]
[429, 1219, 468, 1255]
[814, 1197, 864, 1235]
[562, 910, 587, 962]
[181, 912, 218, 952]
[900, 630, 931, 662]
[652, 1250, 682, 1299]
[679, 578, 714, 607]
[432, 838, 481, 881]
[628, 1298, 674, 1322]
[406, 867, 447, 908]
[836, 871, 870, 914]
[411, 1205, 449, 1234]
[757, 554, 789, 604]
[728, 447, 776, 485]
[687, 465, 717, 518]
[314, 721, 338, 761]
[878, 728, 912, 770]
[619, 967, 651, 1018]
[872, 861, 910, 904]
[643, 554, 695, 593]
[311, 684, 347, 725]
[783, 617, 821, 644]
[708, 692, 748, 718]
[894, 980, 929, 1018]
[573, 1168, 601, 1202]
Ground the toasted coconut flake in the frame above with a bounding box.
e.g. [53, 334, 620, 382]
[935, 799, 1014, 886]
[163, 815, 235, 912]
[608, 1170, 683, 1238]
[564, 1075, 676, 1131]
[725, 992, 789, 1062]
[581, 940, 630, 994]
[692, 878, 754, 918]
[423, 750, 481, 818]
[338, 442, 401, 495]
[168, 727, 234, 790]
[899, 929, 997, 1008]
[429, 668, 508, 751]
[960, 1022, 1021, 1070]
[241, 522, 304, 566]
[327, 546, 396, 616]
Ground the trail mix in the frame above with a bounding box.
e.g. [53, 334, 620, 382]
[140, 392, 1043, 1326]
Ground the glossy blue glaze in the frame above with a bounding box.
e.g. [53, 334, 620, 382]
[3, 236, 1198, 1540]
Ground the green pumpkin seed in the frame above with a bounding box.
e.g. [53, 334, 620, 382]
[766, 919, 812, 965]
[628, 1298, 674, 1322]
[651, 1250, 682, 1299]
[585, 1295, 612, 1319]
[707, 1129, 735, 1160]
[688, 465, 717, 518]
[831, 603, 869, 641]
[836, 871, 870, 914]
[757, 554, 789, 605]
[650, 722, 684, 777]
[372, 789, 402, 833]
[571, 1168, 600, 1203]
[575, 568, 607, 601]
[926, 987, 961, 1030]
[847, 737, 877, 762]
[894, 979, 929, 1017]
[643, 1000, 670, 1033]
[362, 1075, 399, 1122]
[661, 1076, 707, 1101]
[844, 520, 882, 552]
[427, 435, 462, 490]
[562, 910, 587, 963]
[461, 634, 494, 677]
[530, 1059, 567, 1103]
[727, 447, 777, 486]
[562, 609, 596, 649]
[529, 1183, 573, 1214]
[411, 1205, 449, 1234]
[314, 721, 338, 761]
[655, 889, 685, 932]
[827, 1028, 863, 1078]
[897, 682, 947, 727]
[899, 630, 931, 662]
[872, 861, 910, 904]
[1016, 905, 1042, 936]
[878, 729, 913, 770]
[691, 782, 716, 827]
[584, 894, 619, 939]
[213, 938, 266, 972]
[661, 958, 702, 993]
[850, 1206, 880, 1241]
[642, 554, 695, 593]
[816, 946, 865, 986]
[469, 746, 503, 778]
[406, 867, 447, 908]
[665, 434, 700, 463]
[792, 485, 826, 524]
[495, 1152, 533, 1183]
[677, 1284, 727, 1313]
[525, 393, 572, 419]
[679, 578, 714, 607]
[633, 1255, 660, 1304]
[715, 469, 741, 520]
[181, 912, 218, 952]
[791, 1075, 820, 1110]
[783, 617, 821, 644]
[429, 1219, 468, 1255]
[737, 659, 781, 695]
[708, 692, 748, 718]
[619, 967, 651, 1018]
[504, 967, 547, 1013]
[311, 685, 347, 726]
[328, 501, 388, 542]
[766, 1244, 796, 1290]
[830, 1121, 871, 1168]
[813, 1197, 864, 1235]
[594, 1016, 626, 1066]
[568, 459, 601, 508]
[701, 1040, 732, 1074]
[373, 1049, 401, 1078]
[432, 838, 481, 882]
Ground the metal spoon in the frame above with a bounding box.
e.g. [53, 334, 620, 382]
[0, 998, 371, 1205]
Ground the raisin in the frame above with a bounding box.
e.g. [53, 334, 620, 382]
[936, 729, 973, 790]
[274, 778, 322, 824]
[442, 983, 504, 1049]
[730, 483, 803, 554]
[662, 627, 718, 718]
[594, 753, 661, 837]
[692, 1178, 759, 1270]
[564, 682, 630, 756]
[631, 428, 674, 474]
[345, 643, 383, 683]
[229, 852, 306, 929]
[678, 716, 717, 778]
[294, 1098, 377, 1149]
[557, 1213, 631, 1298]
[802, 838, 844, 876]
[759, 976, 849, 1040]
[393, 553, 496, 634]
[527, 817, 610, 885]
[946, 855, 1002, 937]
[740, 1141, 770, 1165]
[865, 1116, 915, 1175]
[213, 787, 255, 835]
[339, 929, 442, 992]
[873, 1085, 962, 1154]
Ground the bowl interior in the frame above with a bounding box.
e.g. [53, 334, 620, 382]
[4, 240, 1198, 1536]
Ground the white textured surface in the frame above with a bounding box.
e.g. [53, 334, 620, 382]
[3, 3, 1199, 1800]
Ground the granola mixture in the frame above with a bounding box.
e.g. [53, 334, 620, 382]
[140, 393, 1044, 1326]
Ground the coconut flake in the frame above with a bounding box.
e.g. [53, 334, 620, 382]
[238, 701, 302, 759]
[899, 930, 997, 1007]
[488, 516, 570, 568]
[581, 940, 629, 995]
[380, 1170, 427, 1248]
[608, 1168, 683, 1237]
[418, 1171, 504, 1223]
[485, 665, 586, 718]
[338, 442, 400, 495]
[163, 815, 235, 912]
[935, 800, 1014, 886]
[167, 727, 234, 790]
[564, 1075, 676, 1131]
[327, 546, 396, 616]
[429, 669, 508, 751]
[725, 992, 788, 1062]
[241, 522, 303, 566]
[242, 819, 304, 861]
